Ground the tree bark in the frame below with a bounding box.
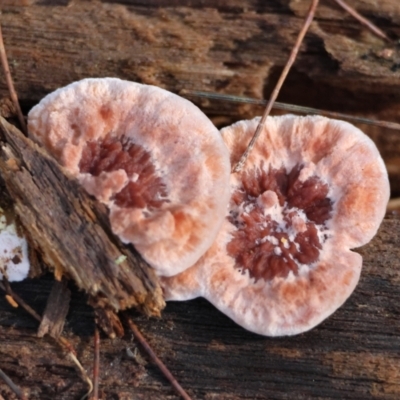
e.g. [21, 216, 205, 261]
[0, 117, 164, 317]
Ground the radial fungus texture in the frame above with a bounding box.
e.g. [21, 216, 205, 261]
[162, 115, 390, 336]
[27, 78, 231, 276]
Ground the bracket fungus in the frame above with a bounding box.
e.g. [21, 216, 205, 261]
[27, 78, 231, 277]
[0, 207, 30, 282]
[162, 115, 390, 336]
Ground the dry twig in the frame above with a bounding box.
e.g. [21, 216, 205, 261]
[0, 18, 27, 134]
[180, 90, 400, 132]
[91, 327, 100, 400]
[0, 368, 28, 400]
[124, 314, 193, 400]
[233, 0, 320, 172]
[333, 0, 391, 42]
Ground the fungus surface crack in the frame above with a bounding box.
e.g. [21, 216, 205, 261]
[227, 163, 333, 282]
[79, 132, 168, 209]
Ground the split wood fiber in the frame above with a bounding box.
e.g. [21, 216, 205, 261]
[0, 117, 165, 317]
[37, 280, 70, 339]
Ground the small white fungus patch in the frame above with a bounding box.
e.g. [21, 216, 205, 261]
[0, 208, 30, 282]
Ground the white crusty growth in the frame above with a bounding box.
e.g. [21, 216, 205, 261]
[162, 115, 390, 336]
[28, 78, 231, 277]
[0, 207, 30, 282]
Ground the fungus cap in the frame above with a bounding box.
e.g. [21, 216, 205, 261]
[0, 207, 30, 282]
[27, 78, 231, 276]
[162, 115, 390, 336]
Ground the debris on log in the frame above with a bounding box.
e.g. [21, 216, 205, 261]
[37, 279, 70, 339]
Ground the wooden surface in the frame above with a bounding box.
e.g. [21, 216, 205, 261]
[1, 0, 400, 192]
[0, 0, 400, 399]
[1, 215, 400, 400]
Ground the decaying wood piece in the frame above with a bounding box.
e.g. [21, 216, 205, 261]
[1, 0, 399, 194]
[2, 1, 400, 112]
[37, 279, 70, 339]
[0, 116, 165, 318]
[94, 306, 124, 338]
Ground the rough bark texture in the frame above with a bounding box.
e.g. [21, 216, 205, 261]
[0, 0, 400, 399]
[0, 117, 164, 317]
[1, 0, 400, 193]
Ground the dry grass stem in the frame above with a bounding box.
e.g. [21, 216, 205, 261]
[0, 280, 93, 396]
[181, 90, 400, 132]
[90, 327, 100, 400]
[387, 198, 400, 211]
[0, 280, 41, 322]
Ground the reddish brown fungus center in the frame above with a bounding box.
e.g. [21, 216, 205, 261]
[227, 163, 333, 282]
[79, 132, 168, 209]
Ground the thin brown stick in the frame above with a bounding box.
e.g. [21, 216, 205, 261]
[233, 0, 319, 172]
[0, 18, 27, 134]
[180, 90, 400, 132]
[124, 314, 193, 400]
[333, 0, 390, 42]
[0, 368, 28, 400]
[91, 327, 100, 400]
[58, 336, 77, 357]
[0, 280, 41, 322]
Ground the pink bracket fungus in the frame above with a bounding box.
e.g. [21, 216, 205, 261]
[161, 115, 390, 336]
[27, 78, 231, 277]
[0, 207, 30, 282]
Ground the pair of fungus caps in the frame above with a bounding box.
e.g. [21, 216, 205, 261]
[27, 78, 389, 337]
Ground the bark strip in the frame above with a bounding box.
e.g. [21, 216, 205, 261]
[0, 117, 165, 317]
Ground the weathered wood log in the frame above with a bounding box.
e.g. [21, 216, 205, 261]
[1, 0, 400, 193]
[0, 214, 400, 400]
[1, 0, 399, 103]
[0, 1, 400, 399]
[0, 117, 164, 317]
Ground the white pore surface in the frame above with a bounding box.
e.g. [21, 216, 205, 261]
[28, 78, 231, 276]
[0, 209, 30, 282]
[162, 115, 390, 336]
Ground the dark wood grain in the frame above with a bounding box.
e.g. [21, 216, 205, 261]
[0, 215, 400, 400]
[1, 0, 399, 193]
[1, 0, 400, 113]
